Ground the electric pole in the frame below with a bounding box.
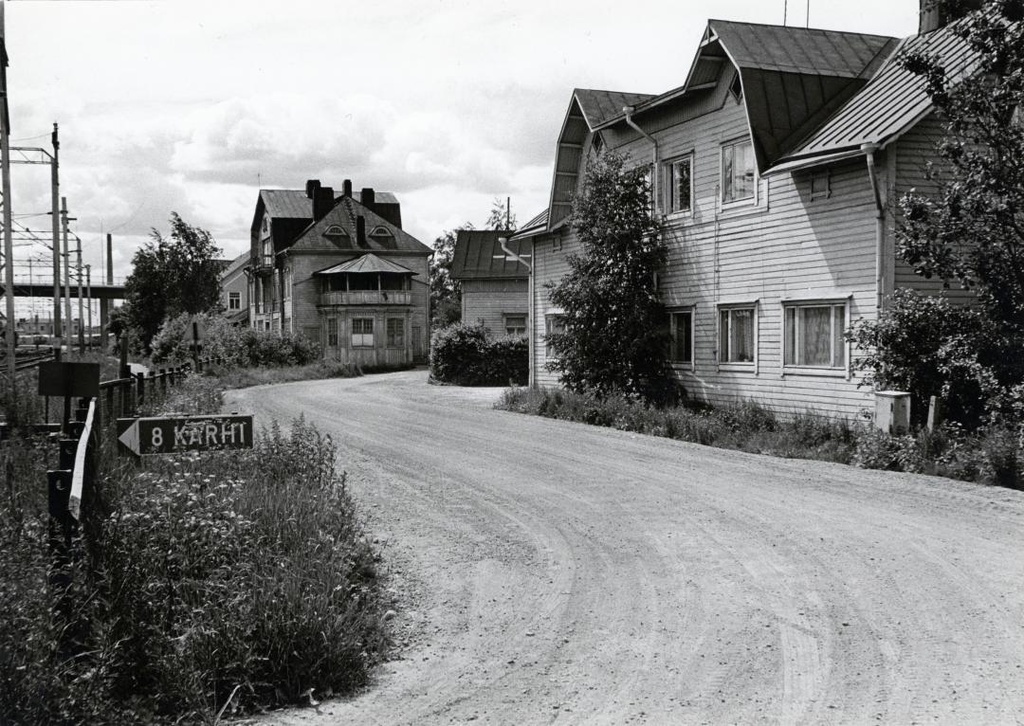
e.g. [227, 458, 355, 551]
[1, 0, 16, 383]
[85, 264, 92, 349]
[51, 124, 61, 346]
[75, 233, 84, 353]
[61, 197, 73, 355]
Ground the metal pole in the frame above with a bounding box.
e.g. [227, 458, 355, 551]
[76, 234, 84, 353]
[85, 265, 92, 349]
[1, 1, 16, 385]
[52, 124, 61, 343]
[61, 197, 72, 355]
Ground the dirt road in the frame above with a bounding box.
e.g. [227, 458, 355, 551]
[227, 370, 1024, 725]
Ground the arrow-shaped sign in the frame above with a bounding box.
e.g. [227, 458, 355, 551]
[118, 418, 140, 456]
[117, 415, 254, 457]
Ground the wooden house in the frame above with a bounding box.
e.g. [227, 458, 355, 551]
[248, 179, 432, 366]
[219, 250, 250, 327]
[519, 6, 983, 419]
[449, 229, 530, 337]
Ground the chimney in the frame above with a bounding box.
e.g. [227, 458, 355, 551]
[305, 179, 321, 199]
[919, 0, 983, 34]
[343, 179, 353, 197]
[356, 215, 366, 246]
[313, 186, 335, 221]
[361, 187, 376, 209]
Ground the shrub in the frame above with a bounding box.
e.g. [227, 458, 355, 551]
[151, 312, 321, 368]
[430, 322, 527, 386]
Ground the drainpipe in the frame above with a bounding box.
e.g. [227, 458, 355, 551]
[861, 143, 885, 314]
[624, 106, 659, 214]
[500, 235, 534, 388]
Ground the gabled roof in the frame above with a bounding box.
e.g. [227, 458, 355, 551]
[691, 20, 899, 171]
[292, 195, 431, 256]
[450, 230, 531, 280]
[511, 209, 549, 240]
[256, 188, 400, 222]
[315, 253, 417, 276]
[574, 89, 655, 128]
[771, 20, 978, 172]
[220, 250, 249, 279]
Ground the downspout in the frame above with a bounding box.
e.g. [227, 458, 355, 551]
[862, 143, 885, 314]
[624, 106, 659, 213]
[499, 235, 534, 388]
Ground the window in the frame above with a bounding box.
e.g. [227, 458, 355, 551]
[325, 225, 351, 247]
[327, 317, 338, 347]
[370, 226, 395, 249]
[228, 291, 240, 310]
[809, 169, 831, 201]
[669, 309, 693, 364]
[784, 302, 846, 369]
[719, 306, 755, 363]
[722, 139, 756, 204]
[284, 269, 292, 300]
[351, 317, 374, 347]
[545, 314, 565, 357]
[504, 314, 527, 336]
[386, 318, 405, 348]
[667, 156, 693, 214]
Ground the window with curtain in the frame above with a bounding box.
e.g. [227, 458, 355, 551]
[784, 302, 846, 368]
[718, 306, 755, 363]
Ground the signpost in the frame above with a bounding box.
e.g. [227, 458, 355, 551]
[117, 414, 254, 457]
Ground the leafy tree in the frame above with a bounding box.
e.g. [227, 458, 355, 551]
[546, 151, 674, 404]
[123, 212, 222, 353]
[486, 197, 517, 232]
[853, 0, 1024, 427]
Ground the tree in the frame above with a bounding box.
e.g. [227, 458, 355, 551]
[852, 0, 1024, 426]
[546, 151, 674, 404]
[122, 212, 222, 352]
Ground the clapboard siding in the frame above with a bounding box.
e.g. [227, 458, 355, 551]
[462, 279, 528, 335]
[531, 77, 886, 418]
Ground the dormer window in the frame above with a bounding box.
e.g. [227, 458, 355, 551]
[729, 74, 743, 103]
[369, 226, 396, 249]
[324, 225, 351, 247]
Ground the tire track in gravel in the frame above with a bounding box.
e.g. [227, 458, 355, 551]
[228, 371, 1024, 725]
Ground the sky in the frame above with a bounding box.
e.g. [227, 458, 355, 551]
[4, 0, 922, 301]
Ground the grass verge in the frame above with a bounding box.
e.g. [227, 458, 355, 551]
[1, 374, 390, 724]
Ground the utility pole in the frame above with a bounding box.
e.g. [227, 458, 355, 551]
[1, 0, 16, 383]
[61, 197, 73, 355]
[85, 264, 92, 349]
[75, 234, 84, 353]
[51, 124, 61, 347]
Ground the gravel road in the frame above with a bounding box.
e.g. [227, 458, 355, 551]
[226, 370, 1024, 725]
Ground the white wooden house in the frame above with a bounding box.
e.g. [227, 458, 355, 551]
[519, 5, 982, 419]
[449, 229, 530, 337]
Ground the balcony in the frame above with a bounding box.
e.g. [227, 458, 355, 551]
[320, 290, 412, 306]
[250, 254, 274, 276]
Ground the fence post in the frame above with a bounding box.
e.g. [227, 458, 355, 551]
[135, 372, 145, 410]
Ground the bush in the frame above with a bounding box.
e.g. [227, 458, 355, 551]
[1, 399, 388, 723]
[430, 322, 527, 386]
[151, 312, 322, 368]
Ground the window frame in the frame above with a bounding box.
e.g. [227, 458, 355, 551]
[544, 313, 566, 358]
[228, 291, 241, 310]
[326, 317, 339, 347]
[503, 313, 527, 337]
[351, 317, 374, 348]
[665, 154, 694, 217]
[668, 307, 695, 368]
[386, 318, 405, 348]
[720, 138, 757, 207]
[717, 302, 758, 369]
[781, 298, 849, 376]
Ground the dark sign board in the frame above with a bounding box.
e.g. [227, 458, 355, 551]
[117, 415, 254, 457]
[38, 362, 101, 397]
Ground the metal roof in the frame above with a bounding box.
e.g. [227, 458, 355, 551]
[450, 230, 531, 280]
[574, 89, 655, 128]
[315, 253, 417, 276]
[773, 20, 977, 167]
[295, 196, 431, 256]
[259, 188, 399, 220]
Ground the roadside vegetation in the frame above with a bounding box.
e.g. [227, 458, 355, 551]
[1, 368, 391, 723]
[496, 386, 1022, 488]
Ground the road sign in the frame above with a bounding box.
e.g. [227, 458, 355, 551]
[38, 361, 100, 397]
[116, 414, 254, 457]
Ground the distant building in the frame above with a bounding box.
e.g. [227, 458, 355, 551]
[450, 228, 530, 337]
[219, 251, 250, 326]
[248, 179, 432, 366]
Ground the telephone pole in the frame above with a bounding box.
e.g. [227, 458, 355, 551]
[51, 124, 61, 345]
[61, 197, 73, 354]
[75, 233, 84, 353]
[1, 0, 16, 382]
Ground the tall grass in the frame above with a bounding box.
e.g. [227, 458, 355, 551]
[1, 376, 389, 723]
[497, 386, 856, 463]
